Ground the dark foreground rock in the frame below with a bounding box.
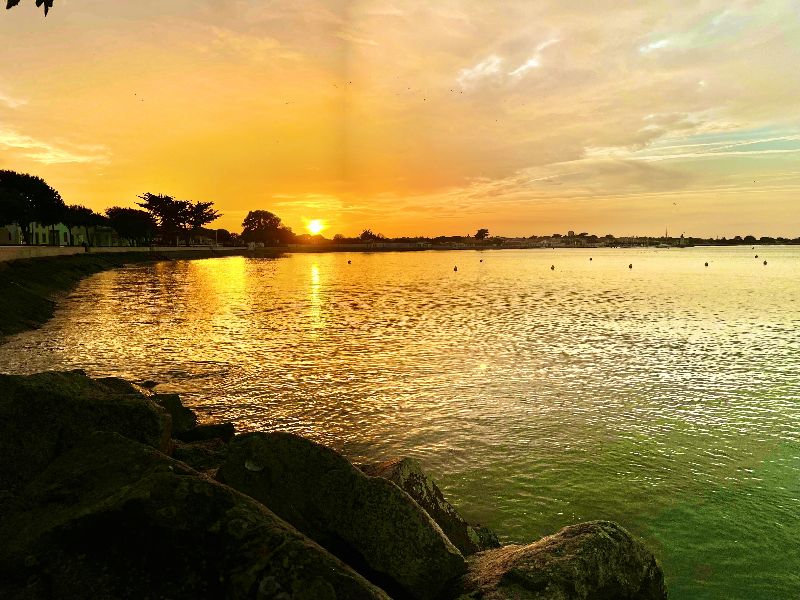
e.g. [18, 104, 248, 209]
[458, 521, 667, 600]
[361, 457, 500, 556]
[0, 431, 389, 600]
[0, 370, 171, 496]
[152, 392, 197, 433]
[175, 421, 236, 443]
[218, 432, 467, 600]
[173, 437, 229, 473]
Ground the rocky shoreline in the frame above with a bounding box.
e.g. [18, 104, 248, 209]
[0, 370, 667, 599]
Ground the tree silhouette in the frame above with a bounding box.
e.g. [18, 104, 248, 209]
[474, 228, 489, 240]
[106, 207, 156, 247]
[0, 170, 64, 245]
[359, 229, 385, 241]
[63, 205, 104, 246]
[136, 193, 220, 245]
[241, 210, 295, 245]
[186, 201, 221, 243]
[6, 0, 53, 16]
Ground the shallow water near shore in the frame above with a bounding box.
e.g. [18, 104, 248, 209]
[1, 247, 798, 598]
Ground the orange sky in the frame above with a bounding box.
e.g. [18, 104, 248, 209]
[1, 1, 799, 237]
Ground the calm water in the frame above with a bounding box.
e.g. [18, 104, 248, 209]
[1, 247, 799, 598]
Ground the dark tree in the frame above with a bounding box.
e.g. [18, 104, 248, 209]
[61, 204, 87, 246]
[241, 210, 295, 245]
[6, 0, 53, 15]
[186, 201, 221, 243]
[136, 193, 220, 245]
[136, 193, 184, 245]
[106, 207, 157, 246]
[0, 170, 64, 245]
[474, 228, 489, 240]
[63, 205, 104, 246]
[359, 229, 385, 241]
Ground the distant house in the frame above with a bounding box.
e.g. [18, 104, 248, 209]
[1, 222, 121, 247]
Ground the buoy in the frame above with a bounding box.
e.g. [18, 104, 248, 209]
[628, 264, 633, 269]
[755, 255, 758, 258]
[589, 257, 593, 261]
[480, 259, 483, 263]
[550, 265, 555, 270]
[454, 266, 458, 272]
[764, 260, 768, 266]
[347, 260, 351, 264]
[705, 262, 709, 267]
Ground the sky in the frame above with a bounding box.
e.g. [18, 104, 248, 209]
[1, 0, 799, 237]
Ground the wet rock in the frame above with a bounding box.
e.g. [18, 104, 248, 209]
[0, 370, 171, 496]
[217, 432, 466, 600]
[361, 457, 496, 555]
[469, 525, 502, 551]
[459, 521, 667, 600]
[175, 421, 236, 443]
[152, 393, 197, 434]
[95, 376, 147, 396]
[0, 431, 389, 600]
[173, 438, 228, 474]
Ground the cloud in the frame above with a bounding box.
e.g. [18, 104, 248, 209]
[0, 129, 110, 165]
[508, 56, 540, 78]
[457, 55, 504, 88]
[0, 90, 26, 109]
[639, 39, 671, 54]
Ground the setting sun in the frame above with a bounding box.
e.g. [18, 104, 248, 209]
[306, 219, 326, 236]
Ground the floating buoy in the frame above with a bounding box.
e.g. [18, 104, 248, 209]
[764, 260, 768, 266]
[755, 255, 759, 258]
[704, 262, 709, 267]
[480, 259, 483, 263]
[628, 264, 633, 269]
[550, 265, 555, 270]
[454, 266, 458, 272]
[589, 257, 593, 261]
[348, 260, 351, 264]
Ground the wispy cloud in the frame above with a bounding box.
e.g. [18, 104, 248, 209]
[0, 90, 26, 109]
[457, 55, 504, 88]
[0, 129, 110, 165]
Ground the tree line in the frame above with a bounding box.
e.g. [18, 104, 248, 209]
[0, 169, 313, 248]
[0, 170, 223, 247]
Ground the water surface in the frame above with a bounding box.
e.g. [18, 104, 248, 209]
[1, 247, 798, 599]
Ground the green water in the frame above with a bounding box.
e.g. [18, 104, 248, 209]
[1, 246, 798, 598]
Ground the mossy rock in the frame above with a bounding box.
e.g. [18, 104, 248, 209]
[0, 370, 171, 497]
[459, 521, 667, 599]
[218, 432, 466, 600]
[362, 457, 496, 556]
[0, 432, 389, 600]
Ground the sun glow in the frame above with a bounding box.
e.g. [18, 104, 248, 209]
[306, 219, 326, 235]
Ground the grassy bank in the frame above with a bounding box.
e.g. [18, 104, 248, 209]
[0, 250, 247, 341]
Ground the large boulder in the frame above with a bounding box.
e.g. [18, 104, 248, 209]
[217, 432, 467, 600]
[361, 457, 500, 556]
[0, 370, 171, 497]
[173, 437, 228, 474]
[0, 431, 389, 600]
[459, 521, 667, 600]
[175, 421, 236, 443]
[152, 393, 197, 434]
